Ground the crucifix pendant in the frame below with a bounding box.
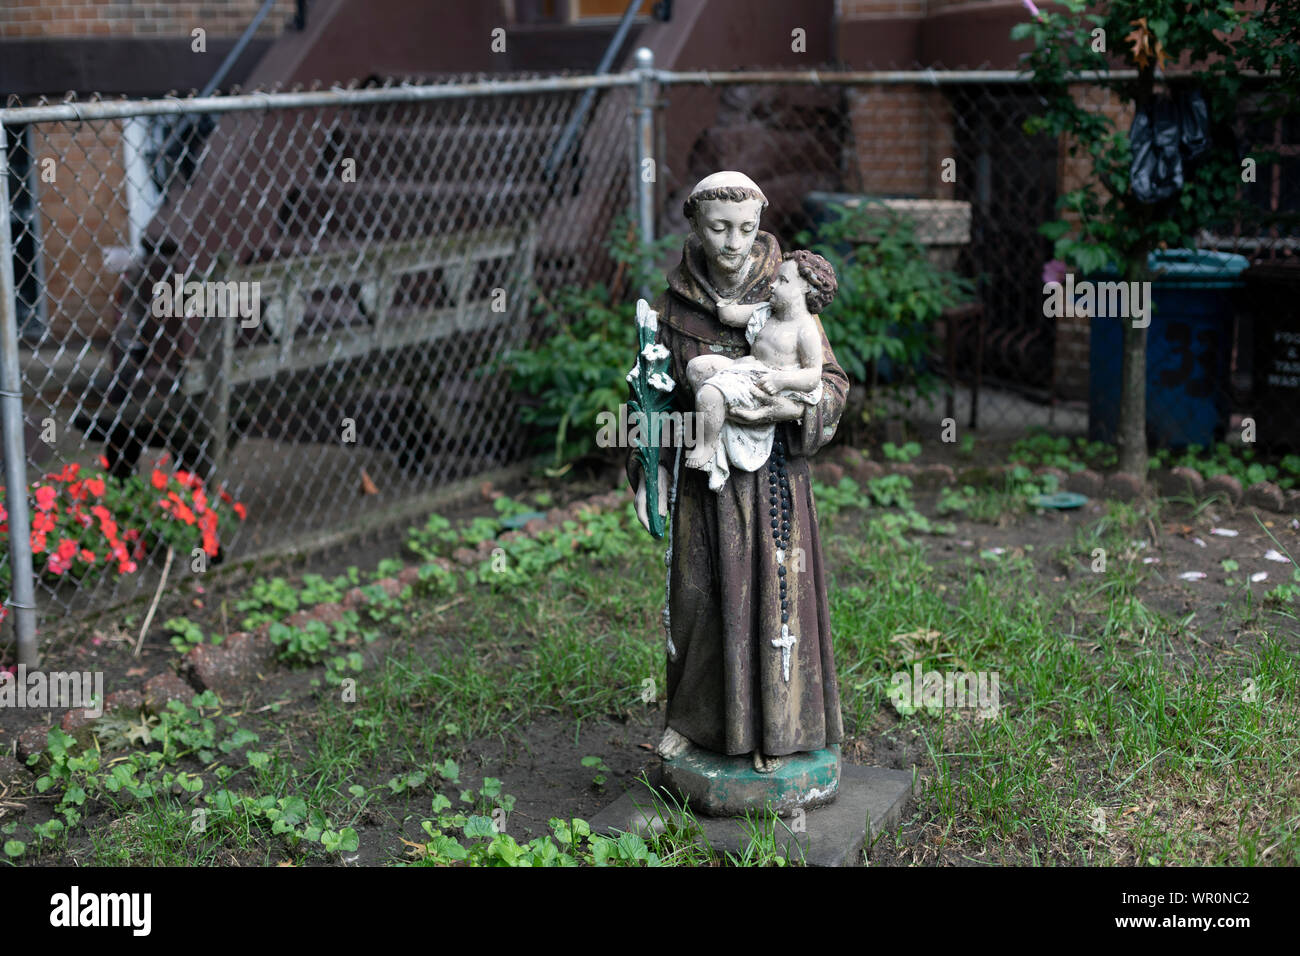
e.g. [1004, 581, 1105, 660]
[772, 623, 797, 683]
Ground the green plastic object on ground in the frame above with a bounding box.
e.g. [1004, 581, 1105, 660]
[1030, 491, 1088, 510]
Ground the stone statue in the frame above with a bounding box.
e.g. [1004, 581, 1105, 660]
[626, 171, 849, 814]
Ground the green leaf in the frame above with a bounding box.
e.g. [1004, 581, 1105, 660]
[463, 815, 498, 839]
[430, 834, 468, 861]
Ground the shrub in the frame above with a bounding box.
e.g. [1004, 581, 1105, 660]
[795, 202, 975, 402]
[493, 214, 681, 469]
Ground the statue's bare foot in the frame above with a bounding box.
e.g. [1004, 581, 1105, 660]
[752, 751, 783, 774]
[683, 447, 713, 470]
[657, 727, 693, 760]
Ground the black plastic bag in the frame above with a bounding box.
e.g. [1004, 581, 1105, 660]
[1130, 96, 1183, 203]
[1129, 89, 1210, 204]
[1178, 89, 1210, 161]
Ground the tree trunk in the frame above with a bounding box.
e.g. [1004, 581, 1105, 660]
[1118, 66, 1156, 478]
[1117, 306, 1148, 477]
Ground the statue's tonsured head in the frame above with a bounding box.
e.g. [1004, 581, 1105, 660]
[683, 171, 768, 275]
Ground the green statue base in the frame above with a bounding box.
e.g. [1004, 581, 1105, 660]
[661, 744, 840, 817]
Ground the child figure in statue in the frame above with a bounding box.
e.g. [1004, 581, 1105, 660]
[683, 250, 837, 492]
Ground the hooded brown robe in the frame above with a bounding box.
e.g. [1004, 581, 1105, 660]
[626, 230, 848, 756]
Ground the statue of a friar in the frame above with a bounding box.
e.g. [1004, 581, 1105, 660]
[625, 171, 849, 814]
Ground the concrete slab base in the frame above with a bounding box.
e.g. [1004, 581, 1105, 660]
[589, 764, 914, 867]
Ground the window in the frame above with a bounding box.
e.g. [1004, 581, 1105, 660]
[6, 125, 46, 339]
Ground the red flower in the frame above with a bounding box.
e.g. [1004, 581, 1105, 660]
[168, 492, 196, 526]
[48, 553, 72, 575]
[35, 486, 56, 511]
[174, 470, 200, 490]
[219, 488, 234, 504]
[80, 549, 95, 563]
[31, 531, 46, 554]
[233, 502, 247, 520]
[55, 538, 77, 561]
[192, 489, 208, 513]
[199, 510, 219, 556]
[118, 559, 138, 574]
[84, 477, 106, 497]
[96, 454, 110, 468]
[151, 469, 167, 490]
[32, 511, 55, 534]
[90, 504, 118, 543]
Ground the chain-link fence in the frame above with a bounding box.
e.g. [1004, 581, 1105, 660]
[0, 73, 640, 650]
[2, 63, 1296, 656]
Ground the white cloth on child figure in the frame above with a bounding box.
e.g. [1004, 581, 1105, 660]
[695, 356, 822, 492]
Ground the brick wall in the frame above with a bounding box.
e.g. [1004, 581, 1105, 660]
[847, 86, 956, 198]
[839, 0, 928, 15]
[0, 1, 297, 39]
[24, 120, 129, 341]
[838, 1, 1016, 18]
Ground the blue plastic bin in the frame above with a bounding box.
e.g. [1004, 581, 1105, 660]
[1088, 249, 1249, 449]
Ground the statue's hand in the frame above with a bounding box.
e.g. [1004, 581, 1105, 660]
[634, 463, 671, 534]
[756, 370, 785, 395]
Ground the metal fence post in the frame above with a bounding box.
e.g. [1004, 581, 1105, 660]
[633, 46, 657, 302]
[0, 121, 39, 666]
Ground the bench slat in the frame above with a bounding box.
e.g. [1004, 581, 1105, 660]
[180, 299, 513, 393]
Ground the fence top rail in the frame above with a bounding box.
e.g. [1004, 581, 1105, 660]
[654, 67, 1281, 86]
[0, 66, 1282, 125]
[0, 71, 640, 125]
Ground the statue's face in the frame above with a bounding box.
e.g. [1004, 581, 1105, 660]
[691, 198, 764, 274]
[769, 258, 809, 312]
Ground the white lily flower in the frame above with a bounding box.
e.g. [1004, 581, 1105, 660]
[641, 342, 670, 364]
[648, 371, 675, 392]
[636, 298, 658, 333]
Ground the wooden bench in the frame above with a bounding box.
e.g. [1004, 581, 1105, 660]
[81, 225, 536, 478]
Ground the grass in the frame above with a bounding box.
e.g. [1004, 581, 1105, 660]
[4, 487, 1297, 866]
